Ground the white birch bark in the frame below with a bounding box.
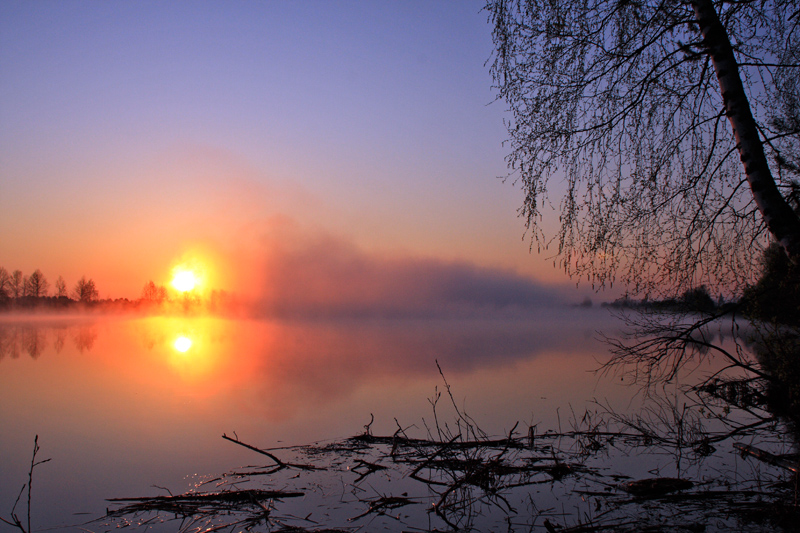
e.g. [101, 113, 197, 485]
[692, 0, 800, 261]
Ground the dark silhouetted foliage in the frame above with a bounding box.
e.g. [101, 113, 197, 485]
[751, 330, 800, 439]
[73, 276, 99, 303]
[679, 286, 716, 314]
[10, 270, 24, 298]
[0, 267, 10, 301]
[25, 269, 48, 298]
[55, 275, 68, 298]
[742, 243, 800, 326]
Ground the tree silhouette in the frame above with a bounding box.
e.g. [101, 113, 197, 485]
[679, 285, 716, 313]
[742, 242, 800, 325]
[26, 269, 49, 298]
[10, 270, 23, 299]
[141, 280, 158, 301]
[0, 267, 10, 301]
[73, 276, 98, 303]
[141, 280, 168, 303]
[55, 276, 68, 298]
[487, 0, 800, 295]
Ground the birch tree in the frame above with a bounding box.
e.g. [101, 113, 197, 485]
[487, 0, 800, 295]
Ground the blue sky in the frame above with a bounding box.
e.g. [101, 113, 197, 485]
[0, 1, 586, 304]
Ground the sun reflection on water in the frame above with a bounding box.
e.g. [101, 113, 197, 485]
[128, 316, 251, 390]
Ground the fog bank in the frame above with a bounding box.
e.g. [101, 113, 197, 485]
[255, 232, 564, 318]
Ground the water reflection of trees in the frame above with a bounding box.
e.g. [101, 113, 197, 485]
[748, 327, 800, 441]
[597, 308, 799, 528]
[73, 325, 98, 353]
[603, 309, 800, 438]
[0, 325, 47, 359]
[20, 327, 47, 359]
[0, 322, 98, 360]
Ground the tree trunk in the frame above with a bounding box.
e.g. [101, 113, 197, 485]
[692, 0, 800, 261]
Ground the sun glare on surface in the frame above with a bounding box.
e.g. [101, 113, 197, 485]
[174, 336, 193, 353]
[172, 270, 199, 292]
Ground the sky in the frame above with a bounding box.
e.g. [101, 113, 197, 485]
[0, 1, 592, 308]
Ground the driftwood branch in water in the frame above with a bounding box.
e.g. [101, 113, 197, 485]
[734, 443, 799, 474]
[222, 433, 285, 465]
[105, 489, 305, 522]
[222, 433, 322, 471]
[107, 489, 304, 504]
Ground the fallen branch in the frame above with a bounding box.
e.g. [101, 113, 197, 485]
[222, 433, 321, 471]
[105, 488, 305, 530]
[734, 443, 800, 474]
[107, 489, 304, 504]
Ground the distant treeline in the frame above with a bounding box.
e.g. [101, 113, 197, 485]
[0, 267, 99, 309]
[601, 285, 731, 313]
[0, 267, 235, 313]
[600, 242, 800, 326]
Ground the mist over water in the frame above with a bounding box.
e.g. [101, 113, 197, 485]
[252, 230, 570, 319]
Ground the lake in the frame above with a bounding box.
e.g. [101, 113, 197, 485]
[0, 308, 793, 532]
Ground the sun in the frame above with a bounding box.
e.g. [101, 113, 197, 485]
[174, 336, 193, 353]
[171, 270, 199, 292]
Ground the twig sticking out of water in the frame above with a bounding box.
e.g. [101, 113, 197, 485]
[0, 435, 51, 533]
[363, 413, 374, 436]
[436, 359, 487, 443]
[0, 487, 27, 533]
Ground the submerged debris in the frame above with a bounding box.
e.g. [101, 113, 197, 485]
[103, 488, 306, 533]
[349, 495, 420, 521]
[97, 418, 798, 533]
[734, 443, 800, 474]
[98, 359, 799, 532]
[618, 477, 694, 497]
[106, 488, 304, 514]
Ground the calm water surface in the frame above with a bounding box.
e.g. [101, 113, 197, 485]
[1, 308, 751, 531]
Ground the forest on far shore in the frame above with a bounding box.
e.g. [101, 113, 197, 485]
[0, 266, 233, 313]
